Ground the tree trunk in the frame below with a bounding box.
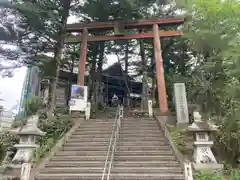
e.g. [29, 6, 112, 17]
[95, 42, 105, 110]
[92, 42, 105, 113]
[151, 54, 156, 105]
[88, 54, 97, 101]
[139, 39, 149, 111]
[67, 55, 75, 106]
[48, 0, 71, 115]
[124, 42, 129, 106]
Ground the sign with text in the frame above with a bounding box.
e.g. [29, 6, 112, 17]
[69, 85, 88, 111]
[174, 83, 189, 125]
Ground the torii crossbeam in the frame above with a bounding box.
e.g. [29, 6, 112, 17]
[65, 17, 185, 115]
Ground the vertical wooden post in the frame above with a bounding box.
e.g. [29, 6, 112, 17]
[153, 24, 168, 115]
[78, 28, 88, 86]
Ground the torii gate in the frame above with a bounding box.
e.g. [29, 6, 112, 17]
[65, 17, 184, 115]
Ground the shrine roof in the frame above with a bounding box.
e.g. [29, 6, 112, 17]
[66, 17, 184, 32]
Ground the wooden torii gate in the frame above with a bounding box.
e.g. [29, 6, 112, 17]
[65, 17, 184, 115]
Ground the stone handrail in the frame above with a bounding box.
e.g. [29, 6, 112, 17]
[155, 116, 193, 180]
[30, 118, 84, 179]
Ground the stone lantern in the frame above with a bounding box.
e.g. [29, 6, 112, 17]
[188, 112, 223, 172]
[9, 115, 45, 180]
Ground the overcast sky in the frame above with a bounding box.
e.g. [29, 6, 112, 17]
[0, 67, 26, 111]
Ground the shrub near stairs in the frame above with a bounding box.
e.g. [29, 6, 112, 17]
[34, 115, 73, 163]
[167, 125, 187, 153]
[0, 132, 18, 164]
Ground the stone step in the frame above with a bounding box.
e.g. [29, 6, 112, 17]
[46, 161, 105, 167]
[72, 131, 112, 135]
[66, 138, 110, 142]
[118, 141, 168, 146]
[122, 118, 156, 120]
[111, 173, 185, 180]
[62, 146, 108, 151]
[119, 134, 164, 138]
[51, 155, 106, 161]
[115, 150, 173, 156]
[45, 160, 180, 168]
[114, 160, 180, 167]
[114, 155, 176, 161]
[118, 146, 170, 151]
[68, 137, 110, 141]
[120, 130, 162, 133]
[112, 167, 183, 173]
[35, 173, 184, 180]
[51, 155, 176, 162]
[64, 142, 110, 146]
[64, 141, 167, 147]
[70, 134, 111, 138]
[120, 127, 160, 130]
[74, 128, 113, 132]
[39, 167, 103, 174]
[56, 151, 107, 156]
[121, 123, 158, 126]
[119, 137, 165, 141]
[39, 167, 182, 174]
[122, 120, 156, 123]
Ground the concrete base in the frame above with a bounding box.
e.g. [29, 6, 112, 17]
[193, 163, 224, 175]
[177, 122, 190, 130]
[0, 164, 21, 178]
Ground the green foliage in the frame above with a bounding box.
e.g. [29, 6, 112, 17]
[230, 169, 240, 180]
[195, 171, 224, 180]
[0, 132, 19, 164]
[24, 96, 44, 116]
[167, 125, 187, 153]
[195, 169, 240, 180]
[34, 115, 73, 162]
[181, 0, 240, 166]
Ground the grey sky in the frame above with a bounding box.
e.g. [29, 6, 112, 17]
[0, 67, 26, 110]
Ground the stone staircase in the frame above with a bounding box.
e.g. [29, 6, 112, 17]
[35, 117, 185, 180]
[112, 117, 185, 180]
[35, 119, 114, 180]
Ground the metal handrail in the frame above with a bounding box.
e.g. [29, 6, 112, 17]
[101, 105, 123, 180]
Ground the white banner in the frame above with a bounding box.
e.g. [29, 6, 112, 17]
[69, 85, 88, 112]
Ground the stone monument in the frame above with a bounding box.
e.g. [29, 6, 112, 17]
[188, 111, 223, 172]
[174, 83, 189, 126]
[9, 115, 45, 180]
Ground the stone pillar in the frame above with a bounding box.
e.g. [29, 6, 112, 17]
[10, 115, 45, 180]
[188, 112, 223, 172]
[174, 83, 189, 126]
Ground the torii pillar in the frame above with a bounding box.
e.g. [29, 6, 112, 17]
[78, 28, 88, 86]
[153, 24, 168, 115]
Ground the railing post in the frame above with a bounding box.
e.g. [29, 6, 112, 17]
[85, 102, 91, 120]
[148, 100, 153, 117]
[184, 162, 193, 180]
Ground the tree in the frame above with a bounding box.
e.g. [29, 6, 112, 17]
[180, 0, 240, 166]
[1, 0, 85, 114]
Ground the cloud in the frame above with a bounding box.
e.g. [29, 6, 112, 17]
[0, 66, 26, 110]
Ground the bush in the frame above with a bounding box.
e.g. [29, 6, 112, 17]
[195, 171, 224, 180]
[0, 132, 19, 164]
[167, 125, 187, 153]
[34, 115, 73, 162]
[24, 96, 44, 116]
[230, 169, 240, 180]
